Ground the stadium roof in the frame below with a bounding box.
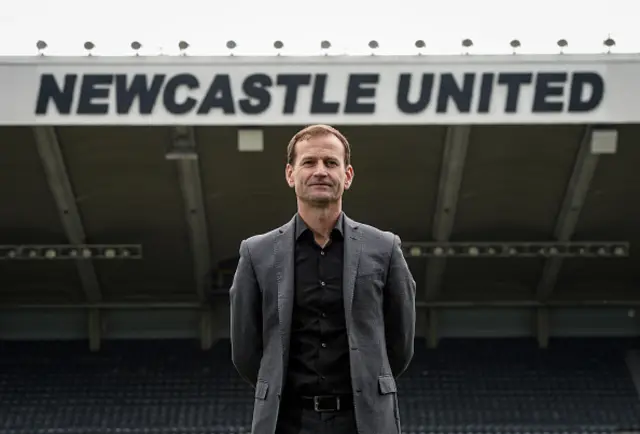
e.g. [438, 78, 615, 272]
[2, 122, 639, 346]
[1, 44, 639, 347]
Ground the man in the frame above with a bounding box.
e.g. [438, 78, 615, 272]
[229, 124, 416, 434]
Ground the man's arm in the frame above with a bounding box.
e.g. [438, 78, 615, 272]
[229, 239, 263, 387]
[383, 234, 416, 378]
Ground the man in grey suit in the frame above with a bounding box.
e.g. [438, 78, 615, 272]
[230, 124, 416, 434]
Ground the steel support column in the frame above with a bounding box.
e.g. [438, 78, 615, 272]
[535, 126, 599, 347]
[33, 126, 103, 350]
[169, 126, 214, 350]
[424, 125, 471, 347]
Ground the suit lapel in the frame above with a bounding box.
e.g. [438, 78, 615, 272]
[343, 217, 362, 320]
[274, 216, 295, 365]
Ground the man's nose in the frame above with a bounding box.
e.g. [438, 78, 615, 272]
[313, 163, 329, 175]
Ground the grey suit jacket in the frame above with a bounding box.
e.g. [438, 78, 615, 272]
[229, 214, 416, 434]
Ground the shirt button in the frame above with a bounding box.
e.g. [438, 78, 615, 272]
[321, 342, 327, 348]
[321, 251, 325, 256]
[320, 281, 326, 286]
[321, 312, 327, 318]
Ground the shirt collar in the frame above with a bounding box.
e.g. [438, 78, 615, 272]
[295, 212, 344, 240]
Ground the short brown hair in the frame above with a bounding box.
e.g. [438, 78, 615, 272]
[286, 124, 351, 166]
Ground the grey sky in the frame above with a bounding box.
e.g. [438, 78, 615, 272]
[0, 0, 635, 56]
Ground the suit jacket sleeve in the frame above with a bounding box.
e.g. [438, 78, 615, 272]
[383, 234, 416, 378]
[229, 239, 263, 388]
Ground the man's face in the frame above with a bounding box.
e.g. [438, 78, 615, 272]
[285, 134, 354, 207]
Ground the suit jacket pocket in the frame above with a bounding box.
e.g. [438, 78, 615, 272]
[378, 375, 397, 395]
[356, 272, 383, 282]
[255, 379, 269, 400]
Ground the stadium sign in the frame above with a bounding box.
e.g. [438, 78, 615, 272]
[0, 55, 637, 125]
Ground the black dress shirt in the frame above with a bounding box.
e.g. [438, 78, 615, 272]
[285, 213, 352, 397]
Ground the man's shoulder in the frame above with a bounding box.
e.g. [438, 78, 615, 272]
[241, 217, 294, 250]
[243, 227, 281, 247]
[349, 218, 398, 246]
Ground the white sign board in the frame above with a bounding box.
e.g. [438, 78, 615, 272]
[0, 54, 637, 125]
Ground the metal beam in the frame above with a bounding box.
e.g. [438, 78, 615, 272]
[423, 126, 470, 348]
[168, 127, 214, 350]
[425, 308, 439, 349]
[425, 125, 471, 300]
[536, 127, 599, 301]
[169, 126, 212, 303]
[32, 127, 102, 303]
[536, 307, 550, 348]
[88, 308, 102, 351]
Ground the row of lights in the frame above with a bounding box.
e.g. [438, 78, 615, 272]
[0, 245, 143, 260]
[401, 242, 629, 258]
[35, 36, 619, 56]
[2, 242, 627, 260]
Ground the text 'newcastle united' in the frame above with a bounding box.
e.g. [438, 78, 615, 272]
[35, 71, 604, 116]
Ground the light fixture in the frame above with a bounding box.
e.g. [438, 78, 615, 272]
[84, 41, 95, 56]
[226, 40, 237, 55]
[409, 247, 422, 257]
[399, 241, 630, 258]
[36, 40, 47, 55]
[131, 41, 141, 55]
[590, 128, 618, 155]
[557, 39, 568, 54]
[273, 40, 284, 56]
[368, 40, 379, 56]
[462, 38, 473, 55]
[614, 246, 626, 256]
[0, 244, 143, 260]
[510, 39, 521, 54]
[178, 40, 189, 55]
[237, 129, 264, 152]
[603, 35, 615, 53]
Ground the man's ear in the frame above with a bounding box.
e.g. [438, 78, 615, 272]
[344, 165, 354, 190]
[285, 164, 295, 188]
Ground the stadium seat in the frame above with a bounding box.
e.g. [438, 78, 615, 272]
[0, 337, 638, 434]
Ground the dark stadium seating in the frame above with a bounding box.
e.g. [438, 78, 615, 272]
[0, 337, 638, 434]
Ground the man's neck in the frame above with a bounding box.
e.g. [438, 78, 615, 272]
[297, 201, 342, 240]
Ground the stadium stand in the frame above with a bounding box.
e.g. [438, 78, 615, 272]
[1, 338, 639, 434]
